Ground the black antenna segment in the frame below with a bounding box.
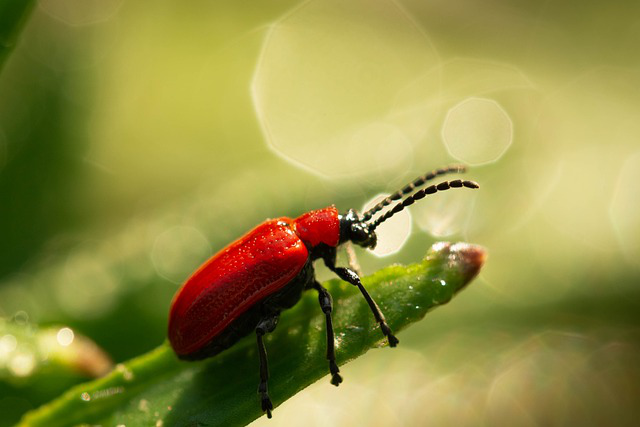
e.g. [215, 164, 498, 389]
[361, 164, 466, 222]
[368, 179, 479, 231]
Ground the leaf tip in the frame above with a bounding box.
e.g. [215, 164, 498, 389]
[450, 242, 487, 285]
[427, 241, 487, 290]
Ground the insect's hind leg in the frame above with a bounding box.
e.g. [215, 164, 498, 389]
[256, 314, 279, 418]
[312, 280, 343, 386]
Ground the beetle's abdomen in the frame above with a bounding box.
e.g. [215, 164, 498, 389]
[168, 218, 309, 357]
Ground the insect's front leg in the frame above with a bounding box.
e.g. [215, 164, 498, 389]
[255, 314, 279, 418]
[322, 248, 399, 347]
[313, 280, 343, 386]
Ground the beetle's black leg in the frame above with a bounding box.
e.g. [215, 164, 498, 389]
[323, 250, 399, 347]
[256, 314, 278, 418]
[313, 280, 343, 386]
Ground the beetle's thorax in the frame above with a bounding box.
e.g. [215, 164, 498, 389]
[292, 206, 341, 249]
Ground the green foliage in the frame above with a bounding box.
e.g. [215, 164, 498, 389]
[18, 242, 484, 427]
[0, 319, 112, 384]
[0, 0, 36, 70]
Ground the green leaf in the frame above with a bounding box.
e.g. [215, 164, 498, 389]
[0, 0, 36, 71]
[18, 242, 485, 427]
[0, 319, 113, 385]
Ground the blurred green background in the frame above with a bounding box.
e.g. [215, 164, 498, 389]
[1, 0, 639, 425]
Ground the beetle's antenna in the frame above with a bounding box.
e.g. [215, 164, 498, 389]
[368, 179, 479, 231]
[361, 164, 466, 221]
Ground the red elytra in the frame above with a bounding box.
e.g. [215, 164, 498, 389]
[168, 206, 339, 357]
[167, 165, 479, 418]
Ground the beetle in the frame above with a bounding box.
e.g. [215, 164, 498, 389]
[168, 165, 479, 418]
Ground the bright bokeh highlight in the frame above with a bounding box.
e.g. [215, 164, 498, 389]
[442, 97, 513, 166]
[610, 151, 640, 266]
[252, 0, 440, 179]
[56, 327, 74, 347]
[361, 194, 412, 257]
[413, 186, 477, 238]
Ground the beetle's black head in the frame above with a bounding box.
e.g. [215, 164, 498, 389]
[339, 209, 377, 249]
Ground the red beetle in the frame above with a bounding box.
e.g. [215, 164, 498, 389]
[168, 165, 479, 417]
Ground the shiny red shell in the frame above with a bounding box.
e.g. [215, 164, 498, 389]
[168, 206, 340, 357]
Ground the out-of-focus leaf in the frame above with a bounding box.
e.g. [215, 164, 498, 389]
[0, 0, 36, 71]
[18, 242, 485, 427]
[0, 318, 113, 384]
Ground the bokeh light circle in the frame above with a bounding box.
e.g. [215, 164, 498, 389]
[362, 193, 412, 257]
[413, 187, 477, 237]
[56, 327, 75, 347]
[0, 334, 18, 359]
[39, 0, 124, 26]
[442, 97, 513, 166]
[610, 151, 640, 266]
[252, 0, 441, 179]
[151, 226, 212, 284]
[9, 352, 36, 377]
